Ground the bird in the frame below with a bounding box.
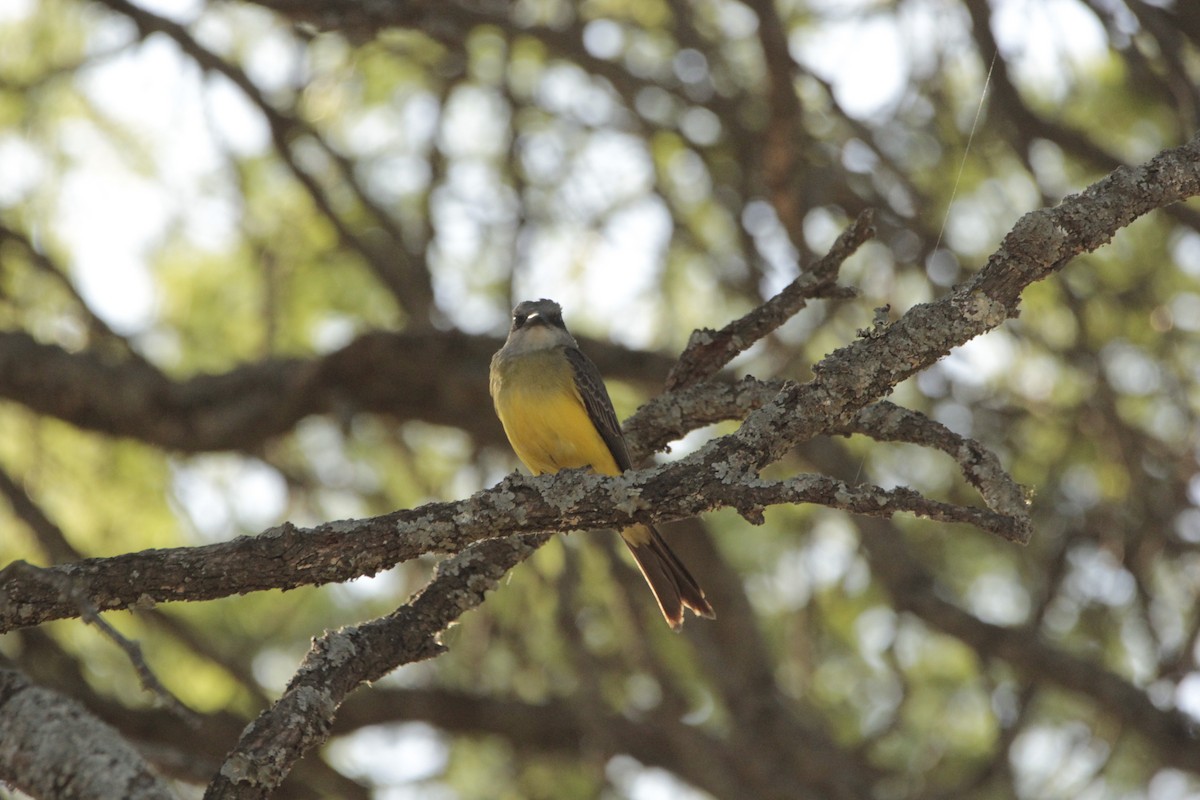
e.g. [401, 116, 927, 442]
[489, 298, 714, 630]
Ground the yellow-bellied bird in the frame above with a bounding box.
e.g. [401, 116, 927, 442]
[490, 298, 714, 630]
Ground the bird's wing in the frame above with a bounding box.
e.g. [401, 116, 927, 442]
[564, 346, 634, 472]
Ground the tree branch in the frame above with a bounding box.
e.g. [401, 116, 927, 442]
[0, 461, 81, 564]
[694, 131, 1200, 477]
[632, 379, 1027, 536]
[203, 534, 549, 799]
[0, 668, 176, 799]
[93, 0, 437, 320]
[5, 133, 1196, 632]
[0, 329, 673, 453]
[837, 401, 1030, 527]
[860, 519, 1200, 773]
[332, 684, 877, 800]
[737, 0, 810, 246]
[665, 208, 872, 391]
[0, 432, 1022, 632]
[7, 628, 366, 798]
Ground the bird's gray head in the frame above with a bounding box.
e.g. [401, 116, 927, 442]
[502, 298, 577, 354]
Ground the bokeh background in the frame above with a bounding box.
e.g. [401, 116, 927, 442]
[2, 0, 1200, 797]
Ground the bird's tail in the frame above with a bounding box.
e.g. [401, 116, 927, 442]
[619, 523, 715, 631]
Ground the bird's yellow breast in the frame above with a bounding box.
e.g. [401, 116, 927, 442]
[490, 349, 621, 477]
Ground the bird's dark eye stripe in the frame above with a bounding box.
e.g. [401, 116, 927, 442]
[513, 313, 527, 326]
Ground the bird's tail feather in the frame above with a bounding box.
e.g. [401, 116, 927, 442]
[620, 524, 715, 631]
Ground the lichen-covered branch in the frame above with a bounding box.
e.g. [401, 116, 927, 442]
[6, 132, 1197, 635]
[0, 429, 1022, 632]
[697, 131, 1200, 477]
[0, 668, 176, 800]
[665, 209, 872, 391]
[203, 534, 549, 799]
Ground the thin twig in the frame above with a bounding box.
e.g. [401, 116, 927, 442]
[665, 209, 874, 390]
[2, 561, 201, 728]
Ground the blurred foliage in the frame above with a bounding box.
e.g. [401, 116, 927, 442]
[1, 0, 1199, 798]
